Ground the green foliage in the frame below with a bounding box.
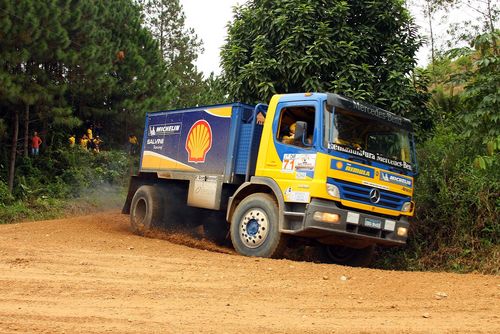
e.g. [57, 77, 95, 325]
[376, 126, 499, 273]
[414, 127, 498, 272]
[0, 149, 129, 223]
[0, 0, 178, 153]
[0, 180, 14, 204]
[188, 73, 230, 106]
[221, 0, 425, 116]
[139, 0, 206, 108]
[377, 30, 500, 273]
[461, 31, 500, 147]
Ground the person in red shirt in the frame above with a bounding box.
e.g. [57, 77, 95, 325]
[31, 131, 42, 156]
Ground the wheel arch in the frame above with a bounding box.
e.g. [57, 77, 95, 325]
[226, 176, 285, 228]
[122, 172, 189, 214]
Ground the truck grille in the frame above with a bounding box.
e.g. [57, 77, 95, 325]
[329, 178, 410, 211]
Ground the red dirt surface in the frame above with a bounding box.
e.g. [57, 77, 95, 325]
[0, 211, 498, 333]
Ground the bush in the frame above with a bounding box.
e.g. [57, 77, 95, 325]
[0, 180, 13, 205]
[0, 148, 130, 223]
[376, 125, 500, 273]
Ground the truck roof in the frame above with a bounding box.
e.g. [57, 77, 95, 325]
[146, 92, 413, 132]
[274, 92, 413, 131]
[147, 102, 256, 116]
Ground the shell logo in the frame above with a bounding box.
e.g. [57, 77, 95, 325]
[185, 120, 212, 163]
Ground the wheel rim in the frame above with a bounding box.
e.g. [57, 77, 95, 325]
[239, 208, 269, 248]
[133, 198, 147, 230]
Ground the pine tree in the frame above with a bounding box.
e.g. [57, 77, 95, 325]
[0, 0, 175, 193]
[139, 0, 204, 107]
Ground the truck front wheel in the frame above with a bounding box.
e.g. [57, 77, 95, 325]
[130, 185, 163, 235]
[230, 193, 287, 258]
[320, 244, 375, 267]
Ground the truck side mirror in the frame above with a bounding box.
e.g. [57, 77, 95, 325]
[294, 121, 307, 144]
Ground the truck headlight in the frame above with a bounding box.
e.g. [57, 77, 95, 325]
[402, 202, 413, 212]
[313, 212, 340, 224]
[397, 227, 408, 237]
[326, 184, 340, 198]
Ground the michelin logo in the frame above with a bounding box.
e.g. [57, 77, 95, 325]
[380, 172, 412, 187]
[149, 123, 181, 136]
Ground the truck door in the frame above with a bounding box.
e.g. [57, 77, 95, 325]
[260, 100, 320, 204]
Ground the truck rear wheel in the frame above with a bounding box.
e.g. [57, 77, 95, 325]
[130, 185, 163, 235]
[320, 244, 375, 267]
[230, 193, 287, 258]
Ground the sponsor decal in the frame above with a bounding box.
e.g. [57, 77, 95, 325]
[282, 154, 316, 174]
[361, 181, 389, 190]
[149, 123, 182, 136]
[328, 143, 413, 172]
[146, 138, 164, 145]
[185, 120, 212, 163]
[351, 101, 403, 126]
[331, 159, 374, 178]
[380, 171, 413, 187]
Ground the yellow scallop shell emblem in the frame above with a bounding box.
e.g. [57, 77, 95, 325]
[185, 120, 212, 163]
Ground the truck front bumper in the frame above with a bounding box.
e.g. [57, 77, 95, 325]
[285, 198, 409, 247]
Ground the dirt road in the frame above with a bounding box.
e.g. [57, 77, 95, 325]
[0, 212, 498, 333]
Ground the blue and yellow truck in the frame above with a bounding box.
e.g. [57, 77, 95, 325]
[123, 93, 417, 265]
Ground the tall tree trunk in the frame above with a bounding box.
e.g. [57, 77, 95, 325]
[41, 111, 48, 153]
[486, 0, 497, 55]
[8, 110, 19, 194]
[426, 1, 435, 72]
[23, 104, 29, 158]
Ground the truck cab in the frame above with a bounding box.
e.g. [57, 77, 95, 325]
[123, 92, 417, 266]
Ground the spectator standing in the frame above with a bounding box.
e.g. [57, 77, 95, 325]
[93, 136, 103, 153]
[31, 132, 42, 156]
[69, 134, 76, 148]
[86, 125, 93, 140]
[128, 134, 139, 155]
[80, 135, 89, 150]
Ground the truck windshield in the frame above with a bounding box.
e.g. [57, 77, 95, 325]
[324, 105, 414, 172]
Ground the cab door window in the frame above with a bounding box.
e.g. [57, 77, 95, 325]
[276, 106, 315, 148]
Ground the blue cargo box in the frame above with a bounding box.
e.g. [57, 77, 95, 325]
[140, 103, 265, 183]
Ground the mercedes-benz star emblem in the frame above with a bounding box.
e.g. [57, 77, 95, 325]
[369, 188, 381, 203]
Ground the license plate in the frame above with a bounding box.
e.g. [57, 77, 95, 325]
[364, 218, 382, 229]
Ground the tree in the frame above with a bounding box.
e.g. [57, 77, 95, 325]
[443, 0, 498, 52]
[188, 73, 230, 106]
[419, 0, 455, 76]
[140, 0, 204, 107]
[0, 0, 71, 192]
[461, 31, 500, 169]
[0, 0, 175, 193]
[221, 0, 423, 116]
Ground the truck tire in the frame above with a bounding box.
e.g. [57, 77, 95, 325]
[130, 185, 163, 236]
[319, 244, 375, 267]
[230, 193, 287, 258]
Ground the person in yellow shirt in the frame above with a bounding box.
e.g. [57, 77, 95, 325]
[80, 135, 89, 150]
[86, 126, 93, 140]
[93, 136, 103, 153]
[69, 134, 76, 148]
[128, 134, 139, 155]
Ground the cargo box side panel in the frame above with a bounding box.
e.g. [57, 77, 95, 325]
[141, 106, 232, 175]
